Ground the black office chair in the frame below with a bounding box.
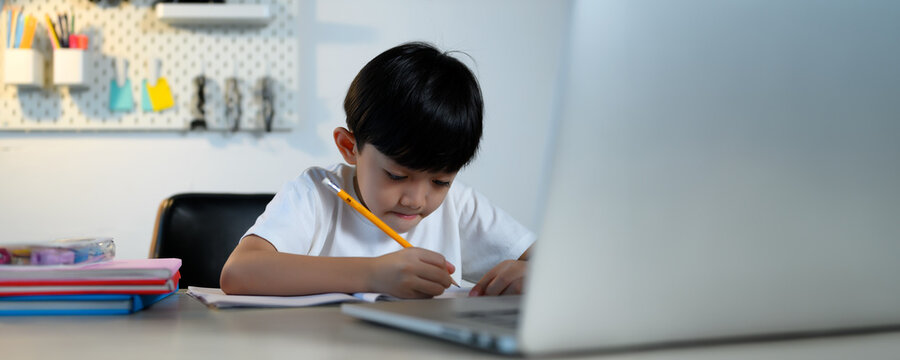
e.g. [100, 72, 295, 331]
[150, 193, 274, 289]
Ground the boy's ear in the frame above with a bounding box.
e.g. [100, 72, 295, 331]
[333, 127, 359, 165]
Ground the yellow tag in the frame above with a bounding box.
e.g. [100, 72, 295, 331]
[146, 77, 175, 111]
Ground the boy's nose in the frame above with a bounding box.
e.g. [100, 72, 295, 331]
[399, 183, 427, 210]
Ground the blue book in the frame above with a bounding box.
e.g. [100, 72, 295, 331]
[0, 289, 176, 316]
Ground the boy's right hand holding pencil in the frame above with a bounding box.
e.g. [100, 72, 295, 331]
[368, 248, 457, 298]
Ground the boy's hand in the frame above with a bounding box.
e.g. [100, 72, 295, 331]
[369, 248, 456, 299]
[470, 260, 527, 296]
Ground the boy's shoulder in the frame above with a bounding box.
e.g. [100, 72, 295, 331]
[275, 164, 347, 198]
[275, 163, 355, 212]
[292, 163, 354, 189]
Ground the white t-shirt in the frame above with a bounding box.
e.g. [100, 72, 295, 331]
[243, 164, 535, 283]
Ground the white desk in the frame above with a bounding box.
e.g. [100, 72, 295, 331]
[2, 291, 900, 359]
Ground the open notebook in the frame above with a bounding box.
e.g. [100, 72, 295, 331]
[187, 286, 471, 308]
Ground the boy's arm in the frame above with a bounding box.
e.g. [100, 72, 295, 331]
[220, 235, 371, 296]
[220, 235, 455, 298]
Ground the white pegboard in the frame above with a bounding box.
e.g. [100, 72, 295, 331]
[0, 0, 297, 131]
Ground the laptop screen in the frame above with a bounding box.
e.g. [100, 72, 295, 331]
[521, 0, 900, 354]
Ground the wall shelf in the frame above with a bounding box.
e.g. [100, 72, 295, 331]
[155, 4, 273, 25]
[1, 0, 298, 132]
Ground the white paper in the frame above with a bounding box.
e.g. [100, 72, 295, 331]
[187, 286, 474, 309]
[187, 286, 367, 308]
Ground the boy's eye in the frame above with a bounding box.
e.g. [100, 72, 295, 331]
[433, 180, 451, 187]
[385, 171, 406, 181]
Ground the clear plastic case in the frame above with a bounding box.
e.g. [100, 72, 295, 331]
[0, 237, 116, 266]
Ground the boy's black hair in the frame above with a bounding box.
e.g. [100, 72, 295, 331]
[344, 42, 484, 173]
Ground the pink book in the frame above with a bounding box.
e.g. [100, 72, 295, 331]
[0, 258, 182, 282]
[0, 272, 181, 296]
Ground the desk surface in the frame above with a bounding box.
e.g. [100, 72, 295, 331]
[2, 291, 900, 359]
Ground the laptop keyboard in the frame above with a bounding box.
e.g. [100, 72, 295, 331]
[457, 308, 520, 329]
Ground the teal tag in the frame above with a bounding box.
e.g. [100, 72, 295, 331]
[109, 79, 134, 112]
[141, 80, 154, 112]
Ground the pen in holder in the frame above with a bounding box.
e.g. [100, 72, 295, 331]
[3, 49, 44, 88]
[53, 49, 89, 88]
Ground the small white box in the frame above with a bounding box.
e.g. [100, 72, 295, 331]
[3, 49, 44, 88]
[53, 49, 89, 87]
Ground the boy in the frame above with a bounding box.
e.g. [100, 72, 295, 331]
[220, 42, 534, 299]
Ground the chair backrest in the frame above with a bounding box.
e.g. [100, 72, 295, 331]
[150, 193, 274, 289]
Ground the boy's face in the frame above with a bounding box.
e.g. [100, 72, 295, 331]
[353, 145, 457, 234]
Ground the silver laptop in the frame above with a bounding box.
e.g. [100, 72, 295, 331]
[343, 1, 900, 355]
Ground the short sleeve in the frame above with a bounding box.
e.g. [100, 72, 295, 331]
[243, 176, 320, 255]
[454, 184, 536, 282]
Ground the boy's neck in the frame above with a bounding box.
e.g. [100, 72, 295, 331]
[352, 175, 370, 210]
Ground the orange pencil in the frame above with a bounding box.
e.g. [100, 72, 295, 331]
[20, 15, 36, 49]
[322, 177, 460, 287]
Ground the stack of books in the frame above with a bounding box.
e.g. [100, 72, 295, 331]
[0, 258, 181, 315]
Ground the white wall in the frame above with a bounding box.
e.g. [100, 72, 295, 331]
[0, 0, 570, 259]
